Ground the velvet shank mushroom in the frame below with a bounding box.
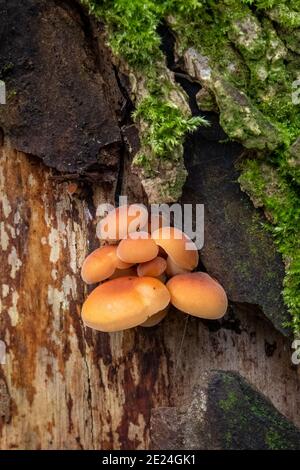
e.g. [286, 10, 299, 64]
[137, 256, 167, 278]
[145, 213, 168, 233]
[109, 267, 137, 280]
[81, 276, 170, 332]
[140, 308, 168, 327]
[98, 204, 148, 241]
[117, 231, 159, 264]
[81, 245, 132, 284]
[152, 227, 199, 271]
[165, 256, 189, 277]
[166, 272, 228, 319]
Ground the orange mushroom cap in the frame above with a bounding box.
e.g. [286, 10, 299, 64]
[81, 245, 132, 284]
[140, 307, 168, 327]
[98, 204, 148, 241]
[109, 266, 137, 280]
[137, 256, 167, 278]
[81, 276, 170, 332]
[166, 256, 189, 277]
[117, 231, 159, 264]
[151, 227, 199, 271]
[166, 272, 228, 319]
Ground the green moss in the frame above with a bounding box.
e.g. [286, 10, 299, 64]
[219, 391, 238, 412]
[213, 372, 300, 449]
[160, 165, 187, 200]
[225, 431, 232, 447]
[239, 159, 300, 333]
[167, 1, 300, 332]
[83, 0, 163, 71]
[133, 93, 202, 161]
[265, 429, 285, 449]
[169, 0, 300, 176]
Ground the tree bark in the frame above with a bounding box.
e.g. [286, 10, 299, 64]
[0, 0, 300, 450]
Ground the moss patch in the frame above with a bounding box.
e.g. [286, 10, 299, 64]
[219, 391, 238, 412]
[239, 159, 300, 333]
[209, 371, 300, 449]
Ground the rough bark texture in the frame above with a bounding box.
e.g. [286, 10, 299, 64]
[0, 0, 300, 450]
[0, 0, 123, 175]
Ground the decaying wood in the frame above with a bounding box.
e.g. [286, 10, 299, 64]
[0, 147, 299, 449]
[0, 0, 299, 451]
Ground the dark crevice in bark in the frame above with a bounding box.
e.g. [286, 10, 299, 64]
[112, 65, 136, 205]
[114, 143, 126, 205]
[112, 65, 135, 126]
[201, 302, 242, 334]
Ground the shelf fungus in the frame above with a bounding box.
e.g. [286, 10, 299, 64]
[81, 204, 228, 332]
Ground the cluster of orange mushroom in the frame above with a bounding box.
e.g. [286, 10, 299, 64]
[81, 204, 228, 332]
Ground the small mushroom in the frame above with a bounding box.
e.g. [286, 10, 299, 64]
[165, 256, 189, 277]
[66, 182, 78, 196]
[109, 266, 137, 280]
[137, 256, 167, 278]
[140, 308, 168, 327]
[117, 231, 159, 264]
[152, 227, 199, 271]
[81, 276, 170, 332]
[81, 245, 133, 284]
[166, 272, 228, 319]
[98, 204, 148, 241]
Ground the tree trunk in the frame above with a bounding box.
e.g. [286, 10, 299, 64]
[0, 0, 300, 450]
[0, 147, 300, 449]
